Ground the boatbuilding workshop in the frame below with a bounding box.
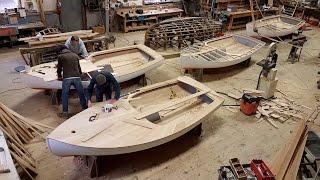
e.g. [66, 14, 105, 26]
[0, 0, 319, 179]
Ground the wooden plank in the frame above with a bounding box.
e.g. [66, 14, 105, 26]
[122, 119, 157, 129]
[0, 102, 53, 130]
[36, 0, 46, 26]
[9, 150, 37, 175]
[270, 120, 306, 179]
[283, 131, 307, 179]
[0, 108, 34, 141]
[135, 90, 210, 120]
[10, 142, 35, 166]
[81, 124, 114, 142]
[0, 126, 27, 153]
[0, 111, 25, 145]
[0, 130, 19, 179]
[265, 118, 279, 129]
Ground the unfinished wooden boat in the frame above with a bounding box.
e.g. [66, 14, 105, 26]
[180, 34, 265, 69]
[145, 17, 222, 50]
[19, 30, 99, 47]
[46, 76, 224, 156]
[22, 44, 164, 89]
[246, 15, 305, 37]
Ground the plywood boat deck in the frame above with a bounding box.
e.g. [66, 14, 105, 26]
[246, 15, 305, 37]
[180, 34, 265, 69]
[46, 76, 224, 156]
[22, 45, 164, 89]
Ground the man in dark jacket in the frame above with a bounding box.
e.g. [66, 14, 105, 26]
[57, 46, 87, 118]
[87, 72, 120, 107]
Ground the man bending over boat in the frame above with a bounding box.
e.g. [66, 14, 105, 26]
[57, 46, 88, 118]
[87, 72, 121, 107]
[65, 36, 89, 58]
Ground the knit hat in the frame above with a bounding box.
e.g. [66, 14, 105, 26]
[96, 74, 106, 85]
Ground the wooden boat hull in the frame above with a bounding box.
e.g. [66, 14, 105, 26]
[22, 45, 164, 89]
[46, 76, 224, 156]
[180, 34, 265, 69]
[145, 17, 222, 50]
[246, 15, 305, 37]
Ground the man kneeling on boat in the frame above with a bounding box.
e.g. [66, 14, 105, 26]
[57, 46, 88, 118]
[87, 72, 121, 107]
[65, 35, 89, 58]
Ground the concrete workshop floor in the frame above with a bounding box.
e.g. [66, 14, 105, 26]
[0, 28, 319, 180]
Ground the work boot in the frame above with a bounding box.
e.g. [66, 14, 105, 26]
[58, 112, 69, 119]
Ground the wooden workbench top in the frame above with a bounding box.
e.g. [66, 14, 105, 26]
[116, 8, 183, 18]
[0, 130, 20, 180]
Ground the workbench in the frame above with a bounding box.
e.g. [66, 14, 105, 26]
[0, 130, 20, 180]
[302, 6, 320, 25]
[0, 26, 18, 46]
[16, 21, 45, 36]
[116, 7, 184, 33]
[20, 35, 116, 66]
[226, 10, 260, 31]
[0, 21, 44, 47]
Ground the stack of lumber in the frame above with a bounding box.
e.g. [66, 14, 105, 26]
[19, 30, 100, 47]
[270, 120, 308, 179]
[0, 102, 53, 179]
[255, 97, 309, 129]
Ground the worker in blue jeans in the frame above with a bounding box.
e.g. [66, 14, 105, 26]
[87, 72, 120, 107]
[57, 46, 87, 118]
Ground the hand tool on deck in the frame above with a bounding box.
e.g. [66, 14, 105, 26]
[89, 113, 99, 122]
[32, 69, 45, 75]
[102, 104, 118, 113]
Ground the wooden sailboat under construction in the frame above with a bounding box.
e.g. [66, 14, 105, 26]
[22, 44, 164, 89]
[246, 15, 305, 37]
[46, 76, 224, 156]
[145, 17, 222, 50]
[180, 34, 265, 69]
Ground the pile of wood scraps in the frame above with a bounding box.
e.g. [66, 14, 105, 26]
[256, 96, 309, 129]
[0, 102, 54, 179]
[219, 88, 310, 129]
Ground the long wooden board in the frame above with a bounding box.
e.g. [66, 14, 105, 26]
[135, 90, 210, 120]
[270, 120, 307, 179]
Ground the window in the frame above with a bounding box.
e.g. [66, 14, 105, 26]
[0, 0, 19, 12]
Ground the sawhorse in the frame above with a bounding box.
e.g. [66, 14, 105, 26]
[300, 131, 320, 178]
[78, 123, 203, 178]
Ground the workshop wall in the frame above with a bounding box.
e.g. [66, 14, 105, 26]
[86, 11, 103, 29]
[20, 0, 56, 12]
